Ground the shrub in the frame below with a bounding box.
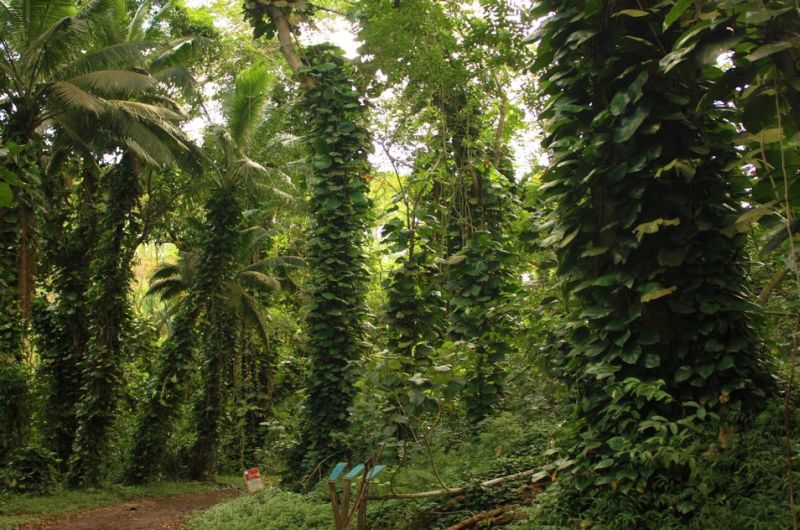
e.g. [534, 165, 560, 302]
[1, 444, 59, 495]
[186, 488, 331, 530]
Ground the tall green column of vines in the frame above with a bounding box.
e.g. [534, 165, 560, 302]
[445, 164, 517, 423]
[35, 163, 97, 465]
[189, 187, 242, 479]
[296, 45, 372, 470]
[0, 142, 35, 465]
[381, 185, 445, 434]
[530, 0, 772, 490]
[125, 186, 242, 483]
[69, 156, 140, 486]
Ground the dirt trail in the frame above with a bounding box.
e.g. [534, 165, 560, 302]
[15, 490, 237, 530]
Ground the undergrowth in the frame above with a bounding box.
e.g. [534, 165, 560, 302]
[510, 399, 797, 530]
[186, 488, 331, 530]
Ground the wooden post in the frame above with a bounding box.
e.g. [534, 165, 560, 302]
[327, 480, 342, 530]
[357, 494, 367, 530]
[341, 478, 352, 526]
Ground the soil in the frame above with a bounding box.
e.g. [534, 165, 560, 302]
[15, 490, 238, 530]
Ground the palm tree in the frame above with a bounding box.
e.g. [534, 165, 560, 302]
[125, 63, 303, 482]
[0, 0, 201, 474]
[0, 0, 195, 351]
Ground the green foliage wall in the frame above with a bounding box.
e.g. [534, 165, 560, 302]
[530, 0, 773, 490]
[295, 45, 372, 472]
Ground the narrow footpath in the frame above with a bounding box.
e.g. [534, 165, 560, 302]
[15, 490, 237, 530]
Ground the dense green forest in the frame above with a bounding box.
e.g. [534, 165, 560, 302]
[0, 0, 798, 529]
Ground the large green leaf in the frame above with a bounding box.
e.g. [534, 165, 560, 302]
[613, 104, 650, 143]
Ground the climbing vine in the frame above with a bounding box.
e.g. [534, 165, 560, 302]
[294, 45, 372, 471]
[379, 165, 446, 436]
[530, 0, 773, 492]
[445, 163, 518, 422]
[35, 157, 98, 466]
[69, 155, 141, 486]
[0, 141, 34, 465]
[188, 187, 243, 479]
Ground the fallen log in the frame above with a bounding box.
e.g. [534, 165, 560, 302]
[444, 506, 518, 530]
[368, 467, 548, 500]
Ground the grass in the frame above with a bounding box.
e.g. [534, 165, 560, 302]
[0, 476, 241, 530]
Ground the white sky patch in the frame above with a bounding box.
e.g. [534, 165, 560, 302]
[180, 0, 544, 177]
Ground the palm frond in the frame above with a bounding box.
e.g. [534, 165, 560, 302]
[233, 156, 269, 180]
[243, 255, 305, 272]
[126, 0, 152, 42]
[254, 183, 304, 207]
[16, 0, 77, 44]
[150, 262, 182, 281]
[0, 1, 12, 21]
[145, 277, 188, 300]
[75, 0, 122, 23]
[106, 99, 186, 123]
[21, 16, 88, 78]
[55, 41, 151, 80]
[142, 1, 180, 41]
[48, 80, 105, 115]
[149, 36, 207, 73]
[152, 66, 196, 95]
[122, 122, 182, 166]
[231, 285, 271, 350]
[237, 270, 281, 292]
[240, 225, 272, 251]
[67, 70, 156, 98]
[225, 64, 272, 148]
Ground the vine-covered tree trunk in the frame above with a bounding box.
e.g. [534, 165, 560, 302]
[0, 144, 37, 464]
[531, 0, 773, 490]
[189, 307, 237, 479]
[126, 187, 242, 483]
[36, 162, 98, 466]
[69, 155, 141, 486]
[445, 164, 517, 423]
[294, 45, 372, 472]
[188, 189, 242, 480]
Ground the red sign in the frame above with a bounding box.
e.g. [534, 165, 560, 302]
[244, 467, 264, 492]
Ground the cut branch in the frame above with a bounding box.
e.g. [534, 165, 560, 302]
[368, 467, 547, 500]
[444, 506, 518, 530]
[265, 6, 315, 88]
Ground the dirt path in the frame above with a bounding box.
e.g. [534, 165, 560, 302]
[15, 490, 238, 530]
